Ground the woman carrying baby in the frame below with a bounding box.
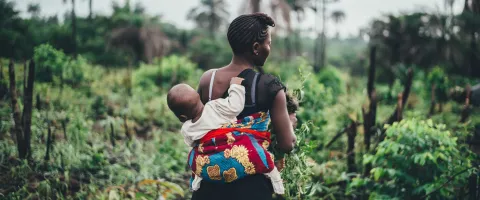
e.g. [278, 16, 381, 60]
[186, 13, 296, 200]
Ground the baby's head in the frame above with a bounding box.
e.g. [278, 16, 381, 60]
[167, 84, 203, 122]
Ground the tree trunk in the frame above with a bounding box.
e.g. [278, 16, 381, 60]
[208, 1, 215, 39]
[252, 0, 261, 13]
[71, 0, 77, 58]
[9, 60, 26, 159]
[0, 62, 7, 98]
[88, 0, 93, 20]
[367, 47, 377, 97]
[295, 30, 302, 56]
[464, 0, 470, 12]
[347, 121, 357, 174]
[320, 0, 327, 69]
[364, 46, 377, 176]
[22, 60, 35, 160]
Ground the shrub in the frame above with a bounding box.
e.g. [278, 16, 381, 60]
[317, 66, 345, 97]
[34, 44, 88, 86]
[349, 119, 472, 199]
[132, 55, 201, 91]
[188, 37, 231, 70]
[34, 44, 67, 82]
[427, 66, 449, 103]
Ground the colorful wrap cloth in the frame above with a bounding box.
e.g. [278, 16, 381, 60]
[187, 112, 276, 186]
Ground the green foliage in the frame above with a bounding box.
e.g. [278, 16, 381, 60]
[317, 66, 345, 97]
[33, 44, 67, 82]
[133, 55, 201, 92]
[427, 66, 449, 103]
[349, 119, 472, 199]
[188, 37, 231, 70]
[33, 44, 89, 86]
[282, 122, 317, 199]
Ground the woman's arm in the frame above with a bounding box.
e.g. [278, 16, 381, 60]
[270, 90, 296, 153]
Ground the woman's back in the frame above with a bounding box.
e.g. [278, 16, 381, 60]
[198, 68, 285, 118]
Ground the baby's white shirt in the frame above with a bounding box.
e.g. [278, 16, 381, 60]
[181, 84, 245, 147]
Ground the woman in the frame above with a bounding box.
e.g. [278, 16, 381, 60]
[191, 13, 296, 200]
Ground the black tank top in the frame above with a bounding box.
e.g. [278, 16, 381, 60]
[208, 68, 286, 119]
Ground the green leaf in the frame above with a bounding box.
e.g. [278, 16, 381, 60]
[374, 168, 384, 181]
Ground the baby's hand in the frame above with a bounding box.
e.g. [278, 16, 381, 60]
[230, 77, 244, 86]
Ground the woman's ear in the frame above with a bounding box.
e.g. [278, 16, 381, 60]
[252, 42, 260, 55]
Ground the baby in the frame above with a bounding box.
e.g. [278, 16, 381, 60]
[167, 77, 284, 194]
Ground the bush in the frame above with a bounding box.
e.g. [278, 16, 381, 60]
[188, 37, 231, 70]
[317, 66, 345, 97]
[132, 55, 201, 91]
[349, 119, 472, 199]
[427, 66, 449, 103]
[34, 44, 67, 82]
[34, 44, 88, 86]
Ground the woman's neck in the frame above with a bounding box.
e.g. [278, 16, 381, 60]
[229, 55, 254, 71]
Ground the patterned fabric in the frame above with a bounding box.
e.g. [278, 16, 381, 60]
[187, 112, 275, 186]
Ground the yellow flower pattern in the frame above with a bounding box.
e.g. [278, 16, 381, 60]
[195, 155, 210, 175]
[228, 145, 256, 174]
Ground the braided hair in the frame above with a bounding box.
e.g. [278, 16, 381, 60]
[227, 13, 275, 56]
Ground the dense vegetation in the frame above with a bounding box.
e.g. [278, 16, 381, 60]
[1, 0, 480, 199]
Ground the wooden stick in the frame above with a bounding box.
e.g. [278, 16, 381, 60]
[347, 121, 357, 174]
[110, 122, 116, 147]
[22, 60, 35, 159]
[62, 120, 68, 141]
[9, 60, 26, 159]
[45, 125, 52, 161]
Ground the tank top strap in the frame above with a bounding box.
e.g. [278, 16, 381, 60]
[208, 69, 218, 102]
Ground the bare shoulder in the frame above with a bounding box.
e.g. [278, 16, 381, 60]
[198, 69, 217, 88]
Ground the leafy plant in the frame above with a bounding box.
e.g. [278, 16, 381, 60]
[349, 119, 473, 199]
[281, 122, 317, 199]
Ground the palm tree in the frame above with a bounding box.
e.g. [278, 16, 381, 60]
[313, 0, 340, 72]
[330, 10, 345, 39]
[187, 0, 229, 39]
[27, 3, 40, 18]
[63, 0, 77, 58]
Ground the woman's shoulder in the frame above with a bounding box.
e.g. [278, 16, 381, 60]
[259, 73, 285, 91]
[198, 69, 217, 90]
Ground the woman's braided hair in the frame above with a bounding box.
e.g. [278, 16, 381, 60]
[227, 13, 275, 55]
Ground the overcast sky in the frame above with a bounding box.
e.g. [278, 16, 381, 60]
[14, 0, 465, 38]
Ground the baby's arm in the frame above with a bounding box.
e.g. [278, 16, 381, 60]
[214, 77, 245, 119]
